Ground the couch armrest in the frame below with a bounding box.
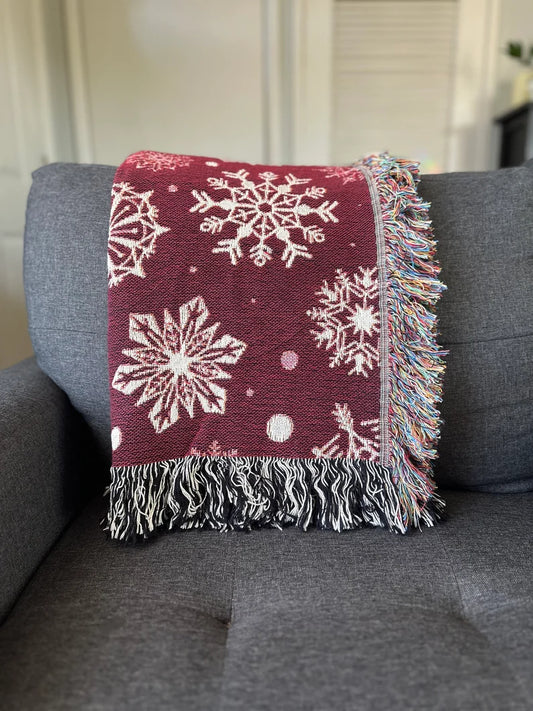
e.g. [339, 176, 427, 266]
[0, 358, 95, 622]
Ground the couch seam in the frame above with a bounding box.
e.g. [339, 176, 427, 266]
[441, 331, 533, 346]
[28, 326, 105, 335]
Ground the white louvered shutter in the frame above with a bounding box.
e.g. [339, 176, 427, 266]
[332, 0, 459, 172]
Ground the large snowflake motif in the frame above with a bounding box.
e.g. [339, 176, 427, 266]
[312, 403, 380, 462]
[189, 169, 338, 267]
[108, 182, 170, 287]
[190, 440, 238, 457]
[307, 267, 380, 377]
[321, 166, 364, 185]
[126, 151, 193, 171]
[112, 296, 247, 433]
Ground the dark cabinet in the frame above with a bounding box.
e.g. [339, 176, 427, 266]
[495, 102, 533, 167]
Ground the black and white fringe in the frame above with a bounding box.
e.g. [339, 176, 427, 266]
[107, 456, 412, 542]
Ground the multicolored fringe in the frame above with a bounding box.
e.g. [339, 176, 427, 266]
[357, 153, 447, 528]
[107, 456, 407, 542]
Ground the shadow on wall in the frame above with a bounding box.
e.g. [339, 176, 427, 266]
[0, 292, 33, 370]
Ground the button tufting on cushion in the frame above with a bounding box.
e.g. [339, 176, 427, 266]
[0, 491, 531, 710]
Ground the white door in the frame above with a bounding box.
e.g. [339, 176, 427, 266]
[286, 0, 499, 171]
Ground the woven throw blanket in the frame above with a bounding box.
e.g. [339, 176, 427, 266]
[107, 151, 446, 541]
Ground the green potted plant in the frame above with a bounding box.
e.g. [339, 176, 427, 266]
[505, 41, 533, 107]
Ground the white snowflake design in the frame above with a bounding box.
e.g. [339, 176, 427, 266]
[321, 166, 364, 185]
[307, 267, 380, 377]
[312, 403, 380, 462]
[108, 182, 170, 287]
[189, 169, 338, 267]
[190, 440, 238, 457]
[112, 297, 247, 433]
[126, 151, 193, 171]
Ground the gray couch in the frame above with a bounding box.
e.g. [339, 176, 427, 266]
[0, 161, 532, 710]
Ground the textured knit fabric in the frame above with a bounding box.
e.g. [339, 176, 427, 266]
[109, 157, 382, 461]
[24, 162, 533, 492]
[0, 490, 531, 711]
[0, 358, 92, 622]
[106, 152, 446, 539]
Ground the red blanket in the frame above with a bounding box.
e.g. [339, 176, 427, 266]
[107, 151, 446, 541]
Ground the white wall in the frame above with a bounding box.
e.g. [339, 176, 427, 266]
[0, 0, 72, 369]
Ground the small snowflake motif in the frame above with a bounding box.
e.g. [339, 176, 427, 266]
[312, 403, 380, 461]
[108, 182, 170, 287]
[189, 169, 338, 267]
[307, 267, 380, 377]
[321, 166, 364, 185]
[190, 440, 238, 457]
[112, 296, 247, 433]
[126, 151, 193, 171]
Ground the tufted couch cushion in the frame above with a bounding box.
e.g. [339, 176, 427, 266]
[24, 162, 533, 492]
[0, 490, 531, 710]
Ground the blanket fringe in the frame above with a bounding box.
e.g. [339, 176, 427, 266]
[107, 456, 412, 542]
[357, 153, 447, 528]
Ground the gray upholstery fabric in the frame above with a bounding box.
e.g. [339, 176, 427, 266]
[24, 162, 533, 492]
[0, 358, 92, 622]
[0, 490, 531, 710]
[24, 163, 114, 461]
[419, 166, 533, 491]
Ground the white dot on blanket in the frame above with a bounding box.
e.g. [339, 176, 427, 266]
[111, 427, 122, 451]
[266, 414, 293, 442]
[281, 350, 298, 370]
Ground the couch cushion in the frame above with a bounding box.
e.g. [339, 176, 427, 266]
[24, 162, 533, 492]
[419, 166, 533, 491]
[0, 490, 531, 710]
[24, 164, 114, 458]
[0, 358, 92, 623]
